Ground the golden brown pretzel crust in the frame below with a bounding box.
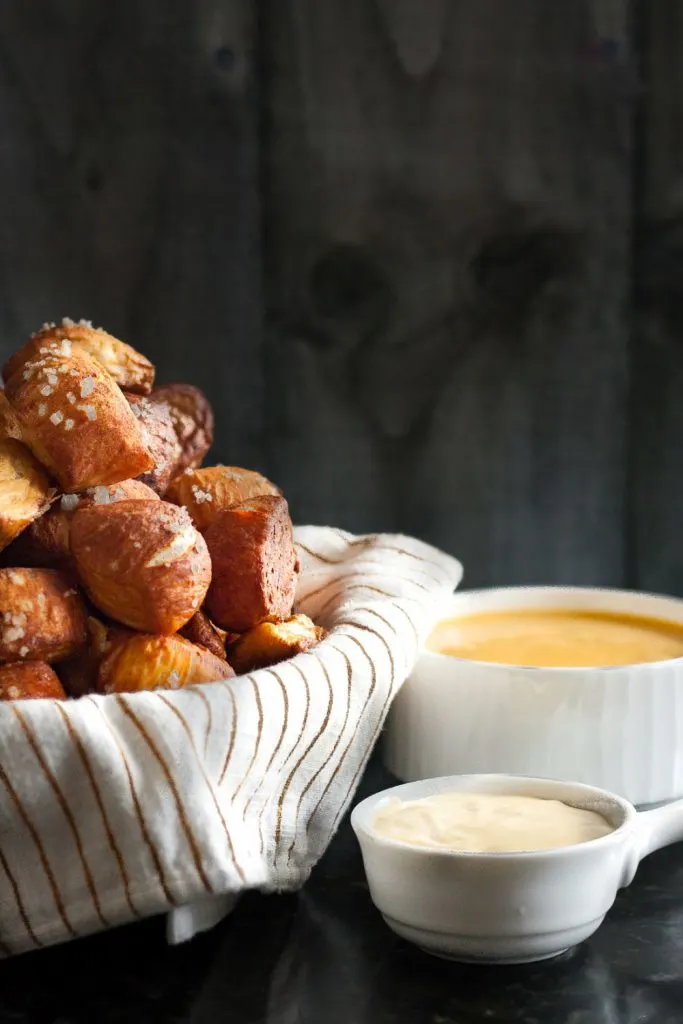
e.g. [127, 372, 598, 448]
[167, 465, 280, 532]
[151, 383, 214, 473]
[4, 342, 154, 491]
[0, 661, 66, 700]
[0, 568, 87, 664]
[0, 390, 22, 440]
[205, 494, 297, 632]
[126, 394, 182, 495]
[71, 499, 212, 633]
[14, 479, 159, 571]
[179, 609, 227, 660]
[98, 632, 234, 694]
[228, 614, 326, 674]
[3, 320, 155, 395]
[0, 438, 54, 554]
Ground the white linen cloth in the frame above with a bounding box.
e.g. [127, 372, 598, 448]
[0, 526, 462, 956]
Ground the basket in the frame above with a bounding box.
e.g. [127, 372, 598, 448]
[0, 526, 462, 956]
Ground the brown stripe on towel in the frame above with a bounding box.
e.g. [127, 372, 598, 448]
[86, 698, 178, 906]
[335, 619, 396, 694]
[278, 662, 311, 774]
[0, 839, 41, 950]
[116, 696, 215, 895]
[12, 705, 110, 930]
[304, 639, 372, 840]
[185, 686, 213, 758]
[232, 677, 264, 810]
[297, 570, 431, 612]
[55, 703, 139, 919]
[217, 683, 238, 788]
[0, 752, 76, 938]
[156, 695, 246, 884]
[331, 621, 399, 833]
[286, 657, 335, 863]
[243, 669, 290, 825]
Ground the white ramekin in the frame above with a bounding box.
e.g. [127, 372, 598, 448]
[383, 586, 683, 807]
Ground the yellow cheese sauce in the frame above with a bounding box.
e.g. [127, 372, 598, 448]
[427, 609, 683, 668]
[373, 792, 613, 853]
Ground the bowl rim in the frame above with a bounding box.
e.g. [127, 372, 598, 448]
[351, 773, 637, 860]
[422, 584, 683, 674]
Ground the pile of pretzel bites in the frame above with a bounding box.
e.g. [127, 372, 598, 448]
[0, 320, 324, 702]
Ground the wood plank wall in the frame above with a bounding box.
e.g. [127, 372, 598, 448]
[0, 0, 679, 594]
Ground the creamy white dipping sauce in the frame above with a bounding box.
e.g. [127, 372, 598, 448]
[372, 792, 613, 853]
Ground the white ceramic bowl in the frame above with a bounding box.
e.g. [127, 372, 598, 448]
[352, 773, 683, 964]
[383, 586, 683, 806]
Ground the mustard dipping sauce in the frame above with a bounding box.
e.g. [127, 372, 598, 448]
[427, 609, 683, 668]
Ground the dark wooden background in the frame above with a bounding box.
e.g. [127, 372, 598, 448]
[0, 0, 678, 593]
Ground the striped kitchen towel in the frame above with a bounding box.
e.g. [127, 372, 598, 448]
[0, 526, 462, 956]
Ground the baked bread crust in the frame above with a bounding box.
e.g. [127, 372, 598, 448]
[13, 479, 159, 571]
[126, 394, 182, 495]
[151, 383, 214, 473]
[167, 465, 280, 531]
[3, 320, 155, 395]
[179, 609, 227, 660]
[0, 438, 55, 553]
[71, 499, 212, 633]
[5, 341, 154, 491]
[228, 614, 326, 674]
[0, 567, 87, 663]
[205, 494, 297, 632]
[0, 661, 66, 700]
[98, 632, 234, 694]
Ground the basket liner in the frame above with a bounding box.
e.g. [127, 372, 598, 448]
[0, 526, 462, 956]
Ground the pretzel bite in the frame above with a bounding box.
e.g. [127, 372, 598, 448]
[57, 616, 129, 698]
[3, 319, 155, 395]
[98, 632, 234, 694]
[4, 342, 154, 491]
[0, 438, 54, 553]
[204, 495, 297, 632]
[0, 661, 66, 701]
[0, 390, 22, 439]
[11, 479, 159, 571]
[0, 568, 87, 663]
[227, 614, 326, 674]
[71, 500, 212, 633]
[151, 383, 213, 473]
[166, 465, 280, 531]
[179, 609, 227, 660]
[126, 394, 182, 495]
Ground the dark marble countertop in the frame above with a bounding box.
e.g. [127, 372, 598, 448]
[3, 757, 683, 1024]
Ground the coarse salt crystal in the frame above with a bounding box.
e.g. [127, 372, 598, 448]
[82, 405, 97, 421]
[64, 418, 74, 430]
[50, 411, 63, 425]
[18, 646, 29, 658]
[92, 487, 112, 505]
[80, 377, 95, 398]
[61, 493, 80, 512]
[4, 626, 25, 642]
[67, 393, 76, 404]
[40, 385, 52, 397]
[38, 403, 47, 417]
